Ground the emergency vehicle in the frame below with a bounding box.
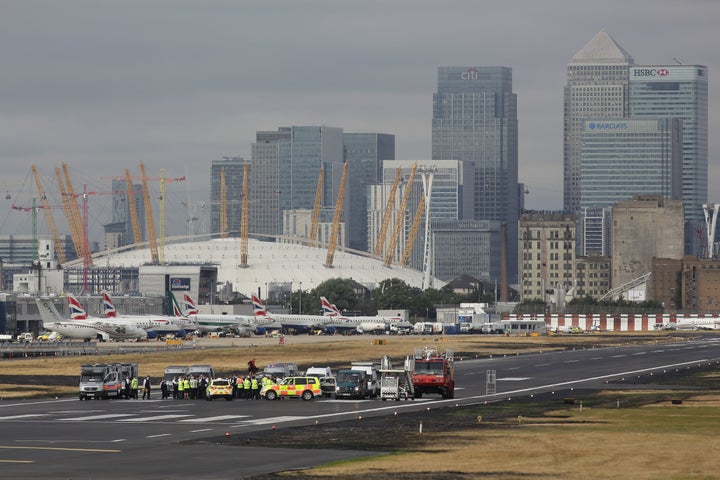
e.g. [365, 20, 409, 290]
[260, 376, 322, 400]
[205, 378, 233, 401]
[409, 346, 455, 399]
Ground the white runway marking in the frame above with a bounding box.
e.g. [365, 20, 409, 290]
[0, 414, 47, 421]
[117, 414, 193, 422]
[180, 415, 249, 423]
[61, 414, 135, 421]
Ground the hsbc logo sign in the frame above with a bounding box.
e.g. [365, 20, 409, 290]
[633, 68, 670, 77]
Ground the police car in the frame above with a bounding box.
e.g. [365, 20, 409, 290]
[260, 376, 322, 400]
[206, 378, 233, 401]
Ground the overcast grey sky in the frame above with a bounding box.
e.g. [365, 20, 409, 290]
[1, 0, 718, 240]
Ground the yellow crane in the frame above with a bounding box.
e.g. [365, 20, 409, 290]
[374, 167, 401, 257]
[240, 163, 250, 267]
[30, 165, 67, 264]
[62, 163, 93, 267]
[384, 162, 416, 267]
[325, 162, 348, 268]
[53, 166, 83, 260]
[139, 162, 159, 264]
[219, 167, 228, 238]
[400, 194, 425, 266]
[309, 168, 324, 246]
[124, 168, 142, 245]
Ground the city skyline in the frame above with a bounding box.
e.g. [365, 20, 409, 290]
[1, 1, 717, 244]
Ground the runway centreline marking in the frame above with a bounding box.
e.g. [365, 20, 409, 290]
[0, 459, 35, 463]
[0, 445, 122, 453]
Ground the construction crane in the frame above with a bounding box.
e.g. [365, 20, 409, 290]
[325, 162, 348, 268]
[400, 193, 425, 266]
[309, 167, 324, 247]
[384, 162, 416, 267]
[31, 165, 67, 264]
[124, 168, 142, 245]
[54, 166, 84, 261]
[240, 163, 250, 267]
[61, 163, 93, 267]
[374, 167, 401, 257]
[139, 162, 159, 264]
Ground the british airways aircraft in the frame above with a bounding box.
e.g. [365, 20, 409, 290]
[167, 292, 277, 336]
[320, 297, 413, 334]
[100, 292, 189, 338]
[36, 296, 146, 341]
[251, 294, 329, 334]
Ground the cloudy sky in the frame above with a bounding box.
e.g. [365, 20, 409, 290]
[1, 0, 718, 240]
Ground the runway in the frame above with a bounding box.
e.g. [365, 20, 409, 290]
[1, 336, 719, 479]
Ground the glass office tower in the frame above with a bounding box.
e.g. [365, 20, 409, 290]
[250, 126, 344, 238]
[343, 133, 395, 252]
[210, 157, 246, 237]
[432, 66, 518, 282]
[579, 118, 683, 209]
[564, 30, 634, 214]
[630, 65, 709, 254]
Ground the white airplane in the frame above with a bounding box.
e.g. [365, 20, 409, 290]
[36, 297, 146, 341]
[673, 318, 720, 331]
[65, 294, 149, 340]
[169, 292, 277, 336]
[320, 297, 413, 334]
[101, 292, 190, 338]
[251, 294, 329, 333]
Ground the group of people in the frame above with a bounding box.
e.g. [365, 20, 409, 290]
[123, 375, 152, 399]
[162, 374, 211, 400]
[229, 373, 276, 400]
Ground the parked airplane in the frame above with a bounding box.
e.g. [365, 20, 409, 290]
[673, 318, 720, 331]
[36, 297, 147, 341]
[251, 294, 329, 333]
[168, 292, 276, 336]
[320, 297, 413, 334]
[101, 292, 189, 338]
[65, 293, 150, 340]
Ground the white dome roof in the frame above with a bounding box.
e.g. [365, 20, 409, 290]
[87, 238, 443, 293]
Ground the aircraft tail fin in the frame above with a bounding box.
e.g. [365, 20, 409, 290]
[183, 293, 199, 315]
[320, 297, 337, 317]
[66, 293, 88, 320]
[168, 291, 186, 318]
[35, 297, 64, 326]
[251, 294, 267, 317]
[101, 292, 117, 318]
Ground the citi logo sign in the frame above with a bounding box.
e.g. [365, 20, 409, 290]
[461, 68, 479, 80]
[633, 68, 669, 77]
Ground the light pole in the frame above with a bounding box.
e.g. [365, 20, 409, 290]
[299, 281, 302, 315]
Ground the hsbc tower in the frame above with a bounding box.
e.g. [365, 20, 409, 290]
[630, 65, 708, 255]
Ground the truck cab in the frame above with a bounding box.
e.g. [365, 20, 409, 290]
[334, 369, 368, 399]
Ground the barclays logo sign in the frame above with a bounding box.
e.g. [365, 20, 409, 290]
[588, 122, 628, 130]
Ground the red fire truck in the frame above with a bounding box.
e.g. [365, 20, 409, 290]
[410, 346, 454, 399]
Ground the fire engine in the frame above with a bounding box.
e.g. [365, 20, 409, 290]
[409, 346, 454, 399]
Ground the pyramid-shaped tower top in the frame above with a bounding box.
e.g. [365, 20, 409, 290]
[571, 30, 634, 64]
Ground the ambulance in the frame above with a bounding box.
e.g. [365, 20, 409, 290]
[260, 376, 322, 400]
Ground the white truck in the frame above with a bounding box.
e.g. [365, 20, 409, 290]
[349, 361, 380, 398]
[79, 362, 138, 400]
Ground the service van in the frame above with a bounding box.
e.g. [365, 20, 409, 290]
[305, 366, 333, 379]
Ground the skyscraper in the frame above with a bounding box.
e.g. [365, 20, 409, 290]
[579, 118, 683, 209]
[210, 156, 246, 237]
[564, 30, 634, 214]
[432, 66, 519, 282]
[629, 65, 709, 254]
[250, 126, 344, 238]
[343, 133, 395, 252]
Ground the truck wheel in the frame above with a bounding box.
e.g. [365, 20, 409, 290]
[226, 396, 233, 401]
[301, 390, 313, 401]
[206, 396, 212, 401]
[265, 390, 277, 400]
